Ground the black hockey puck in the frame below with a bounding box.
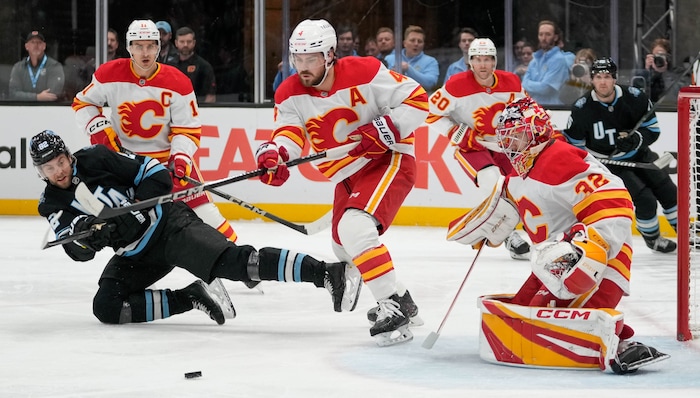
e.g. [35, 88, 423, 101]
[184, 371, 202, 379]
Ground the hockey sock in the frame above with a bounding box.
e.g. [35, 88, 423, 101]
[256, 247, 325, 286]
[122, 289, 190, 323]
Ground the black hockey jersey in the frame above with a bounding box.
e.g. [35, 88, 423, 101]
[564, 85, 660, 160]
[38, 145, 172, 261]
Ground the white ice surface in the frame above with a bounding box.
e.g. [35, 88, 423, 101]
[1, 216, 699, 397]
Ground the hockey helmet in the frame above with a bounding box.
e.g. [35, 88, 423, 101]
[590, 57, 617, 79]
[468, 38, 497, 68]
[126, 19, 160, 47]
[289, 19, 337, 70]
[30, 130, 72, 180]
[495, 97, 554, 176]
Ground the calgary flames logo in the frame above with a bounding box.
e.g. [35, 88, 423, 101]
[472, 93, 517, 138]
[305, 108, 359, 148]
[117, 100, 166, 138]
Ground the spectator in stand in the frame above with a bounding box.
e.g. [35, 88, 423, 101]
[170, 26, 217, 103]
[385, 25, 439, 91]
[513, 41, 534, 81]
[512, 37, 528, 67]
[559, 48, 597, 105]
[364, 37, 379, 57]
[522, 20, 570, 105]
[106, 28, 127, 61]
[336, 24, 358, 58]
[633, 38, 689, 105]
[156, 21, 178, 64]
[376, 27, 395, 64]
[9, 30, 64, 102]
[443, 27, 478, 82]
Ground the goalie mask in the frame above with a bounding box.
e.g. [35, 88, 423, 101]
[495, 97, 554, 177]
[30, 130, 72, 180]
[289, 19, 336, 86]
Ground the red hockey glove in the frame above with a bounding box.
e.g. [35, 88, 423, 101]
[169, 153, 193, 187]
[347, 115, 400, 159]
[255, 141, 290, 186]
[90, 126, 122, 152]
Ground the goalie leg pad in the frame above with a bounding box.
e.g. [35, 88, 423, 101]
[478, 295, 623, 370]
[447, 176, 519, 247]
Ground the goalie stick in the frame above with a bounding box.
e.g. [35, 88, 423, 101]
[422, 241, 485, 349]
[181, 175, 332, 235]
[76, 143, 358, 219]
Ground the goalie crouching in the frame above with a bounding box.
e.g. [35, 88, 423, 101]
[447, 97, 669, 374]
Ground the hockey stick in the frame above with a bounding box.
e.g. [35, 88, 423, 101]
[76, 143, 358, 219]
[422, 241, 485, 349]
[597, 151, 677, 173]
[181, 175, 332, 235]
[41, 222, 113, 249]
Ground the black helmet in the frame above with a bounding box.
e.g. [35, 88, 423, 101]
[590, 57, 617, 79]
[30, 130, 70, 167]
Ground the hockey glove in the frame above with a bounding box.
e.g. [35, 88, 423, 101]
[71, 215, 112, 252]
[88, 118, 122, 152]
[111, 200, 149, 244]
[169, 153, 193, 187]
[614, 131, 643, 153]
[347, 115, 400, 159]
[255, 141, 290, 186]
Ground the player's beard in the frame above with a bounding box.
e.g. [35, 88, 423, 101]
[298, 69, 325, 87]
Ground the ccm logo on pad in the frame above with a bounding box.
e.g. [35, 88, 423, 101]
[536, 309, 592, 320]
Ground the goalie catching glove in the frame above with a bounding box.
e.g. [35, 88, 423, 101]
[446, 175, 520, 248]
[255, 141, 290, 186]
[347, 115, 400, 159]
[531, 223, 609, 300]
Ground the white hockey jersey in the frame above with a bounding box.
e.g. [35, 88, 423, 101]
[505, 140, 635, 295]
[73, 59, 201, 162]
[271, 56, 429, 183]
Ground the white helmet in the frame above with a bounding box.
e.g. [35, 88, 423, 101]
[289, 19, 337, 71]
[126, 19, 160, 47]
[468, 38, 497, 68]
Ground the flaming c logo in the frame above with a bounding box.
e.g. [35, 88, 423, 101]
[472, 94, 517, 138]
[117, 100, 166, 138]
[306, 108, 359, 148]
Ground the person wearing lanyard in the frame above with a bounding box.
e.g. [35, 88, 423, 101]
[8, 30, 65, 101]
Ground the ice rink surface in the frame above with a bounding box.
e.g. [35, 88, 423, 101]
[1, 215, 699, 397]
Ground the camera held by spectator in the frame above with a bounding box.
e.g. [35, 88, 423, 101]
[653, 54, 668, 68]
[571, 62, 589, 79]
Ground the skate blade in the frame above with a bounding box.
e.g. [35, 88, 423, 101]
[374, 325, 414, 347]
[624, 351, 671, 372]
[208, 278, 236, 319]
[341, 265, 363, 312]
[510, 252, 530, 261]
[369, 314, 424, 327]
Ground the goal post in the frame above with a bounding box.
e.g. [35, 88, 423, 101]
[677, 86, 700, 341]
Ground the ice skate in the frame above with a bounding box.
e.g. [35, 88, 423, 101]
[183, 280, 226, 325]
[504, 230, 530, 260]
[321, 262, 360, 312]
[369, 291, 419, 347]
[341, 263, 362, 312]
[207, 278, 236, 319]
[643, 236, 676, 253]
[610, 341, 670, 374]
[367, 289, 423, 326]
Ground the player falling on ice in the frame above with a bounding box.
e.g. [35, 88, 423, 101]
[447, 97, 669, 374]
[426, 38, 532, 261]
[255, 19, 429, 346]
[31, 130, 358, 326]
[71, 20, 255, 288]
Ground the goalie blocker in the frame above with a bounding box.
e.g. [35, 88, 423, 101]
[447, 176, 520, 248]
[478, 295, 670, 374]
